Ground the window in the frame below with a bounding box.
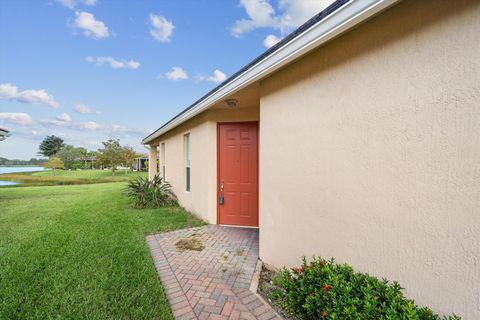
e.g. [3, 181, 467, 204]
[160, 143, 165, 180]
[184, 134, 190, 192]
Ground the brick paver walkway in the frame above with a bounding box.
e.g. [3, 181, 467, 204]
[146, 225, 280, 320]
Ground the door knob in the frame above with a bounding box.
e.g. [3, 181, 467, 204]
[219, 179, 224, 205]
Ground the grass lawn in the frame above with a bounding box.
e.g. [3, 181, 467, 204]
[0, 182, 203, 319]
[0, 169, 147, 187]
[32, 169, 146, 179]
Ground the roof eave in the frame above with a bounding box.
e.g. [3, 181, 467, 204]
[0, 128, 10, 136]
[142, 0, 400, 145]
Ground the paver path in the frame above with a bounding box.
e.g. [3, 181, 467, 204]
[146, 225, 280, 320]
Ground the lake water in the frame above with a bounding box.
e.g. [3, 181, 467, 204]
[0, 166, 45, 186]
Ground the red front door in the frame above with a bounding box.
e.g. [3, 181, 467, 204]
[218, 122, 258, 227]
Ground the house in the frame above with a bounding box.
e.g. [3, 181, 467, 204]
[79, 156, 96, 170]
[133, 155, 149, 171]
[0, 128, 10, 141]
[142, 0, 479, 318]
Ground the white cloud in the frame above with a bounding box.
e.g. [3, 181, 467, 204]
[76, 121, 101, 130]
[277, 0, 335, 30]
[38, 119, 67, 128]
[85, 56, 140, 69]
[164, 67, 188, 81]
[0, 83, 17, 98]
[263, 34, 281, 48]
[57, 0, 76, 9]
[40, 119, 101, 131]
[83, 0, 97, 6]
[73, 103, 100, 114]
[231, 0, 277, 36]
[0, 83, 59, 108]
[56, 0, 97, 10]
[39, 117, 148, 138]
[149, 14, 174, 43]
[0, 112, 33, 126]
[108, 124, 151, 136]
[8, 126, 47, 140]
[56, 113, 72, 122]
[232, 0, 335, 36]
[74, 11, 109, 39]
[206, 69, 227, 84]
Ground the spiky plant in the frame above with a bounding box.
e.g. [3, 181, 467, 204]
[125, 175, 178, 208]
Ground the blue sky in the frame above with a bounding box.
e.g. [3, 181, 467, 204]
[0, 0, 333, 159]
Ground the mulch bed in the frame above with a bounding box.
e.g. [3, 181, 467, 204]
[257, 265, 296, 320]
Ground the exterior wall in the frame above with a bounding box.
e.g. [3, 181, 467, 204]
[150, 107, 259, 223]
[259, 0, 480, 318]
[148, 145, 158, 180]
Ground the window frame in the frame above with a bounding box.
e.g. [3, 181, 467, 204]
[184, 133, 191, 192]
[160, 142, 165, 181]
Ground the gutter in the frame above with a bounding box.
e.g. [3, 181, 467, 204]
[142, 0, 400, 145]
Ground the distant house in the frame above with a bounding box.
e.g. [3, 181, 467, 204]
[0, 128, 10, 141]
[133, 155, 148, 171]
[142, 0, 479, 318]
[77, 156, 96, 169]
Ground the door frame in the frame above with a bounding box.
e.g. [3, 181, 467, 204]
[216, 121, 259, 227]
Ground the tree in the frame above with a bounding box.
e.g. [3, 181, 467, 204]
[43, 157, 64, 176]
[38, 135, 65, 158]
[121, 146, 137, 175]
[0, 157, 46, 166]
[58, 145, 87, 170]
[97, 139, 123, 176]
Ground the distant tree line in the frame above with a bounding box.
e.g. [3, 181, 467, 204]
[37, 135, 144, 175]
[0, 157, 47, 166]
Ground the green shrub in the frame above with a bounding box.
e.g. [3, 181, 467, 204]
[125, 175, 178, 208]
[270, 257, 460, 320]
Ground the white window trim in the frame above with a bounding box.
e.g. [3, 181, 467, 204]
[184, 133, 191, 192]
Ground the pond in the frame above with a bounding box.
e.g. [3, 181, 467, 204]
[0, 181, 19, 186]
[0, 166, 45, 186]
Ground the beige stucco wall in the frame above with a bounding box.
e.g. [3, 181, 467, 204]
[151, 107, 259, 223]
[259, 0, 480, 318]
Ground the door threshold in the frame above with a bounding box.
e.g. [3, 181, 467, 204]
[218, 224, 259, 229]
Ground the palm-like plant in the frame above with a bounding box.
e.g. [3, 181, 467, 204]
[125, 175, 178, 208]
